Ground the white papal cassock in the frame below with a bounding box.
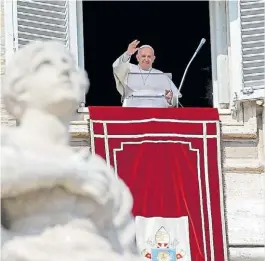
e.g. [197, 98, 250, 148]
[113, 53, 181, 108]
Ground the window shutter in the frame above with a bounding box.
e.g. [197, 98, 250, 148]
[239, 0, 265, 100]
[12, 0, 79, 65]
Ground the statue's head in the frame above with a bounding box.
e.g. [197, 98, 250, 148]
[3, 40, 89, 119]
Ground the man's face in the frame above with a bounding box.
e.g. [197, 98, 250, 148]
[136, 47, 155, 70]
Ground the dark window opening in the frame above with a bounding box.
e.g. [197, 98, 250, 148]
[82, 1, 212, 107]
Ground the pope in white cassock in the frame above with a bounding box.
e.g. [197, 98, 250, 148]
[113, 40, 182, 108]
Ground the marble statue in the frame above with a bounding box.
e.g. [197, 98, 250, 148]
[1, 41, 140, 260]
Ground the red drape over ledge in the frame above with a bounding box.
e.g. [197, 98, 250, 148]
[88, 106, 228, 261]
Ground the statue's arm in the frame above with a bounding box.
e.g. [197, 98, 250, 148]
[84, 153, 137, 253]
[0, 144, 96, 199]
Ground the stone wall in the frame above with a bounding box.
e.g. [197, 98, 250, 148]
[223, 104, 264, 260]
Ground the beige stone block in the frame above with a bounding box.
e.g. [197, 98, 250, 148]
[223, 140, 259, 159]
[224, 173, 264, 245]
[229, 248, 265, 261]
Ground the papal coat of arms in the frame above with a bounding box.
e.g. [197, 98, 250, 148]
[140, 226, 186, 261]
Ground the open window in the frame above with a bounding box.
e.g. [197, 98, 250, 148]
[6, 1, 213, 108]
[82, 1, 213, 108]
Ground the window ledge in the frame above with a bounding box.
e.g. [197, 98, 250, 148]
[77, 107, 233, 114]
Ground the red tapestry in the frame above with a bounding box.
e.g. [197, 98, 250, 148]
[89, 106, 228, 261]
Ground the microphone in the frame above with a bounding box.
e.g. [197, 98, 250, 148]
[195, 38, 206, 54]
[176, 38, 206, 108]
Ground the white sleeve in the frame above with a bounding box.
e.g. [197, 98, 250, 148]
[121, 53, 131, 63]
[112, 53, 131, 99]
[112, 52, 131, 69]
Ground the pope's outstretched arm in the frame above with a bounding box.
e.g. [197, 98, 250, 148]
[112, 40, 140, 98]
[112, 39, 140, 72]
[113, 52, 131, 70]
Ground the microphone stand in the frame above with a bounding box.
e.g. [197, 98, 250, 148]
[176, 38, 206, 108]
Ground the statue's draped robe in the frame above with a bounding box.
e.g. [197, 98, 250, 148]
[113, 53, 181, 108]
[1, 129, 140, 261]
